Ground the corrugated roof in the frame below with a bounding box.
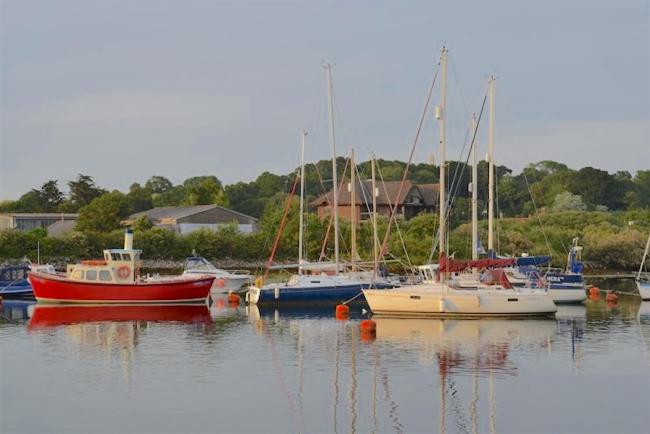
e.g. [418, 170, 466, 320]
[129, 205, 218, 221]
[128, 205, 257, 222]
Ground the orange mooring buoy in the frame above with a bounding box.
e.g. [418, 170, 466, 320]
[360, 319, 377, 333]
[605, 292, 618, 303]
[228, 292, 241, 304]
[589, 286, 600, 297]
[336, 304, 350, 315]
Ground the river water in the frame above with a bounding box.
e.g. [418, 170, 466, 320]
[1, 280, 649, 434]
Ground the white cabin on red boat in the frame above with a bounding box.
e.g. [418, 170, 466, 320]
[65, 229, 142, 284]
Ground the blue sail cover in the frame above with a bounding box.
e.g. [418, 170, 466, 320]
[516, 256, 551, 267]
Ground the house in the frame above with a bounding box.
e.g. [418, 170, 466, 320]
[311, 180, 439, 222]
[125, 205, 258, 234]
[0, 213, 78, 231]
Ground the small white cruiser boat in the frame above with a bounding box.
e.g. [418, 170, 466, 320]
[182, 255, 251, 296]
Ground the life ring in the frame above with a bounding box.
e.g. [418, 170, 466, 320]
[217, 278, 226, 287]
[117, 265, 131, 279]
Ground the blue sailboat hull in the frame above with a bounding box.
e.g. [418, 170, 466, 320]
[256, 282, 393, 306]
[0, 281, 34, 298]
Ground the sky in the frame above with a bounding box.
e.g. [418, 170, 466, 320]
[1, 0, 648, 200]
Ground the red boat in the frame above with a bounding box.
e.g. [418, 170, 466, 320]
[28, 229, 214, 304]
[28, 304, 212, 329]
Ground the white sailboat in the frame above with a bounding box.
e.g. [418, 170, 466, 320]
[637, 233, 650, 301]
[363, 48, 556, 317]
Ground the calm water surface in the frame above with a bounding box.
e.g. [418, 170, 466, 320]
[1, 280, 649, 434]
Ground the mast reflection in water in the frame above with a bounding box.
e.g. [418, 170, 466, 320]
[1, 286, 649, 433]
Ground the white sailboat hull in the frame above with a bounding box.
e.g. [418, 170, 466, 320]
[637, 280, 650, 301]
[548, 287, 587, 303]
[363, 285, 556, 317]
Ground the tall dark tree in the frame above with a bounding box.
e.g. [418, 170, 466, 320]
[38, 180, 64, 212]
[127, 183, 153, 213]
[68, 174, 105, 209]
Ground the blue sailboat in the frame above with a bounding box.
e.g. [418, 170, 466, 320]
[0, 264, 33, 298]
[543, 238, 587, 303]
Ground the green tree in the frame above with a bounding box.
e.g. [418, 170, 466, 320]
[76, 191, 132, 232]
[38, 180, 64, 211]
[145, 175, 174, 194]
[68, 174, 106, 209]
[127, 183, 153, 213]
[182, 176, 229, 206]
[552, 191, 587, 212]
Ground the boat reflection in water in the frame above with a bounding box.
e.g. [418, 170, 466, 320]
[245, 305, 557, 433]
[28, 304, 212, 329]
[1, 299, 36, 321]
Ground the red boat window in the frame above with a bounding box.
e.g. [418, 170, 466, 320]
[72, 270, 84, 280]
[99, 270, 112, 281]
[121, 253, 131, 261]
[86, 270, 97, 280]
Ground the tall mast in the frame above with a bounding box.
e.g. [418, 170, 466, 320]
[437, 47, 448, 281]
[325, 63, 340, 272]
[437, 48, 448, 257]
[371, 154, 379, 277]
[471, 114, 479, 261]
[350, 148, 357, 271]
[487, 75, 496, 256]
[298, 129, 307, 274]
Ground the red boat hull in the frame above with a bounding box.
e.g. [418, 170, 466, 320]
[28, 304, 212, 329]
[28, 272, 213, 304]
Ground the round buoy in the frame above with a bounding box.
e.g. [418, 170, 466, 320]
[360, 319, 377, 333]
[336, 304, 350, 315]
[335, 311, 349, 321]
[215, 299, 225, 309]
[589, 287, 600, 297]
[228, 293, 241, 304]
[605, 292, 618, 303]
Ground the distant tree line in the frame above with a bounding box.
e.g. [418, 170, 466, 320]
[1, 160, 648, 270]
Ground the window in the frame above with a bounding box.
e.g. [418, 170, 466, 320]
[111, 253, 121, 261]
[99, 270, 112, 281]
[121, 253, 131, 262]
[72, 270, 84, 280]
[104, 253, 110, 261]
[86, 270, 97, 280]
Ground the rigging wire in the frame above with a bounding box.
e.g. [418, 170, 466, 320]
[378, 68, 440, 260]
[522, 169, 554, 260]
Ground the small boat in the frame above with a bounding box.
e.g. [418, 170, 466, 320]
[0, 264, 32, 298]
[544, 238, 587, 304]
[182, 255, 251, 296]
[637, 233, 650, 301]
[28, 229, 214, 304]
[0, 262, 58, 299]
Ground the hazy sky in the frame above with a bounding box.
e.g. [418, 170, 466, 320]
[1, 0, 648, 200]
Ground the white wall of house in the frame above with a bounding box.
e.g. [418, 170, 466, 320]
[177, 223, 256, 234]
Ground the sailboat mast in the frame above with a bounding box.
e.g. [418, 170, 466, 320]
[471, 114, 479, 261]
[487, 75, 496, 256]
[298, 129, 307, 275]
[372, 154, 379, 277]
[438, 47, 448, 258]
[639, 234, 650, 279]
[325, 64, 340, 272]
[350, 148, 357, 271]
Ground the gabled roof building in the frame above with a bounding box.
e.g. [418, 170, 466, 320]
[126, 205, 258, 234]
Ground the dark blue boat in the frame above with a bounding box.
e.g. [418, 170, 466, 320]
[0, 264, 33, 299]
[246, 274, 394, 306]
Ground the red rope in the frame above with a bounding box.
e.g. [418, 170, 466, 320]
[263, 175, 300, 280]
